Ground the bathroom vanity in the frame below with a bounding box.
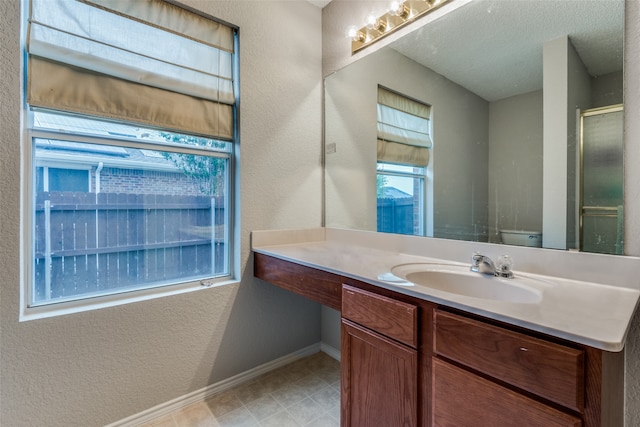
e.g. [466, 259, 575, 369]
[252, 228, 640, 427]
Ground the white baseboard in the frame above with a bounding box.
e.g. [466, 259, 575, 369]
[321, 342, 341, 361]
[107, 342, 339, 426]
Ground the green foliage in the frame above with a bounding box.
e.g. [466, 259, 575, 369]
[160, 133, 227, 196]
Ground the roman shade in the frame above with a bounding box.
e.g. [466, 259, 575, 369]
[27, 0, 235, 140]
[377, 86, 431, 166]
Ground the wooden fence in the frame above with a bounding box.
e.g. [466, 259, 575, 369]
[377, 197, 416, 235]
[34, 192, 226, 302]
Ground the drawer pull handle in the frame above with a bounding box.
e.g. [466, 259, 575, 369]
[520, 347, 529, 352]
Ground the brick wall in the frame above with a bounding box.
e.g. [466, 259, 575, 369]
[94, 167, 209, 196]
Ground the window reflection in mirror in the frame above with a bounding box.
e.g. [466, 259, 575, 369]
[324, 0, 623, 254]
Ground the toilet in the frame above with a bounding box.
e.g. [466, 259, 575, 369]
[500, 230, 542, 247]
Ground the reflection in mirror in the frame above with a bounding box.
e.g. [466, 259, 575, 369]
[580, 106, 624, 254]
[324, 0, 624, 253]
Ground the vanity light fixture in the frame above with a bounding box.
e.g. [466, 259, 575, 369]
[349, 0, 452, 53]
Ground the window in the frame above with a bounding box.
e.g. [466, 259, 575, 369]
[376, 87, 431, 236]
[36, 167, 90, 193]
[23, 0, 238, 317]
[377, 163, 426, 236]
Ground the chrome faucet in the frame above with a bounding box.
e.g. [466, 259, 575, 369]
[470, 253, 496, 275]
[471, 253, 514, 278]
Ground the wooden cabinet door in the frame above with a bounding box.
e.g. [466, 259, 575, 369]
[432, 358, 582, 427]
[341, 319, 418, 427]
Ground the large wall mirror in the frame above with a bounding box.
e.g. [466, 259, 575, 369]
[324, 0, 624, 254]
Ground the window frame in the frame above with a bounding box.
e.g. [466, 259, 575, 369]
[19, 1, 240, 321]
[376, 162, 428, 236]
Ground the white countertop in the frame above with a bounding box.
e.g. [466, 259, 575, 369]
[252, 227, 640, 352]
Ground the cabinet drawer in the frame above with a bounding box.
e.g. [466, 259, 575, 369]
[432, 358, 582, 427]
[342, 285, 418, 348]
[434, 310, 584, 412]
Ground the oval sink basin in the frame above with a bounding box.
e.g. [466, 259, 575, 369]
[390, 263, 545, 304]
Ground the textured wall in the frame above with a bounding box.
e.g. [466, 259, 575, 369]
[0, 1, 323, 426]
[488, 90, 544, 241]
[623, 1, 640, 425]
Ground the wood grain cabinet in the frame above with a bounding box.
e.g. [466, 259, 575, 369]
[432, 310, 584, 427]
[253, 255, 625, 427]
[341, 285, 419, 427]
[254, 253, 341, 310]
[432, 358, 582, 427]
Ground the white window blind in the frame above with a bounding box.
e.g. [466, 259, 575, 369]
[27, 0, 235, 139]
[377, 86, 431, 166]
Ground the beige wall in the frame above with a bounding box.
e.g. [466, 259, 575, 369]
[488, 90, 544, 242]
[623, 2, 640, 425]
[0, 1, 323, 425]
[592, 71, 624, 108]
[566, 39, 592, 249]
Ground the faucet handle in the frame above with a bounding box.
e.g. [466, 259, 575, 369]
[496, 254, 514, 278]
[470, 252, 480, 272]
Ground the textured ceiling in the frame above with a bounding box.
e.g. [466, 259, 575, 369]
[389, 0, 624, 102]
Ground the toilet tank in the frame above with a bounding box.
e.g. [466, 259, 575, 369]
[500, 230, 542, 247]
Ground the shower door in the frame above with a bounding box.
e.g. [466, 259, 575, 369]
[580, 105, 623, 254]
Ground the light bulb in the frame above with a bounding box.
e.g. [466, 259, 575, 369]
[389, 1, 402, 15]
[389, 1, 411, 19]
[366, 14, 378, 30]
[346, 25, 366, 42]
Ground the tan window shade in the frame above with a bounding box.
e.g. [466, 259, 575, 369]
[27, 0, 235, 140]
[80, 0, 235, 52]
[28, 57, 234, 140]
[377, 140, 430, 167]
[377, 86, 431, 166]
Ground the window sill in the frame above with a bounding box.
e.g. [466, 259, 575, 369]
[20, 276, 239, 322]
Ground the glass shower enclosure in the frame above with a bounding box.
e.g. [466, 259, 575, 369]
[580, 105, 624, 254]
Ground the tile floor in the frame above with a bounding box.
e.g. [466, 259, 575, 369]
[141, 351, 341, 427]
